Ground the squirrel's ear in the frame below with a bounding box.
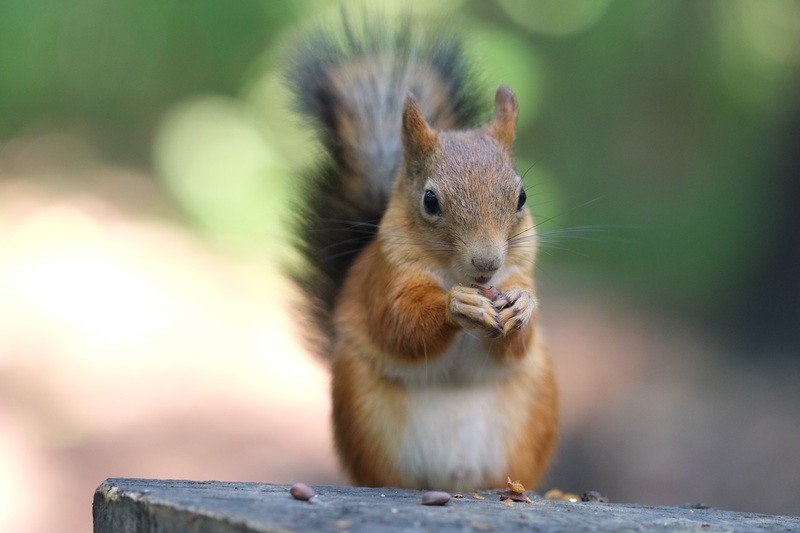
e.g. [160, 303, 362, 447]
[402, 93, 438, 157]
[488, 85, 518, 151]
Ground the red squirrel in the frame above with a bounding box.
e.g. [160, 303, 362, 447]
[287, 17, 557, 492]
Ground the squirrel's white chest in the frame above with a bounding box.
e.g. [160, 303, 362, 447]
[393, 334, 511, 490]
[397, 382, 508, 490]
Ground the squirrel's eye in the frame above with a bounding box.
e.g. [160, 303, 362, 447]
[517, 188, 527, 211]
[423, 189, 441, 216]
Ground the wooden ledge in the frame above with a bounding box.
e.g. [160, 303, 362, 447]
[93, 478, 800, 532]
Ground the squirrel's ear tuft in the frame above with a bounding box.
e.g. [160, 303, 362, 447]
[488, 85, 518, 151]
[402, 93, 438, 157]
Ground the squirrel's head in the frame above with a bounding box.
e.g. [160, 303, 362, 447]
[387, 85, 534, 287]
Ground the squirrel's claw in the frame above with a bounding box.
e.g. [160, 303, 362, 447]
[497, 288, 536, 336]
[493, 293, 512, 310]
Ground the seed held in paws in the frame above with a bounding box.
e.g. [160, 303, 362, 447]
[469, 284, 500, 301]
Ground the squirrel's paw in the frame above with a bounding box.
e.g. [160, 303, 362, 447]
[448, 285, 503, 337]
[496, 287, 537, 336]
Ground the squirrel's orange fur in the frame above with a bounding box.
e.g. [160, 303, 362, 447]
[330, 90, 556, 490]
[288, 18, 557, 491]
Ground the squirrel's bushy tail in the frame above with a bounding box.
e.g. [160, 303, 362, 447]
[286, 12, 482, 353]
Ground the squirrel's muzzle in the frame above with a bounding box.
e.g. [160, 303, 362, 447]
[471, 255, 502, 273]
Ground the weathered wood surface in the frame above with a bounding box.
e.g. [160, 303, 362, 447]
[93, 478, 800, 532]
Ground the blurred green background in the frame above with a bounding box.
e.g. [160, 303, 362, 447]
[2, 0, 800, 527]
[4, 0, 798, 348]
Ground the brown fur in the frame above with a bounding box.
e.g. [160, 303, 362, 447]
[487, 85, 518, 151]
[502, 337, 558, 486]
[330, 346, 407, 487]
[402, 94, 439, 157]
[328, 85, 558, 490]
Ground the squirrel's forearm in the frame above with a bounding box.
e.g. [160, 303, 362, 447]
[336, 242, 460, 364]
[368, 278, 459, 362]
[487, 315, 535, 362]
[488, 269, 538, 362]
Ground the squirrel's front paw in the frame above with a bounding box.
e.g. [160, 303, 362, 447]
[447, 285, 502, 337]
[495, 287, 537, 336]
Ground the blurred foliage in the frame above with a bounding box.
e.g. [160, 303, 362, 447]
[0, 0, 304, 162]
[2, 0, 799, 343]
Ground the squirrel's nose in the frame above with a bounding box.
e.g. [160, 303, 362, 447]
[471, 256, 501, 273]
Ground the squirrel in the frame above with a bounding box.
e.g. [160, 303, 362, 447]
[286, 15, 557, 492]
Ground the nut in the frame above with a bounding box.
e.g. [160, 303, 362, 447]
[481, 286, 501, 300]
[499, 490, 532, 503]
[421, 491, 451, 506]
[289, 482, 315, 501]
[469, 284, 501, 301]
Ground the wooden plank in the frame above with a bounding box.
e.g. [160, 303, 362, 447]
[93, 478, 800, 532]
